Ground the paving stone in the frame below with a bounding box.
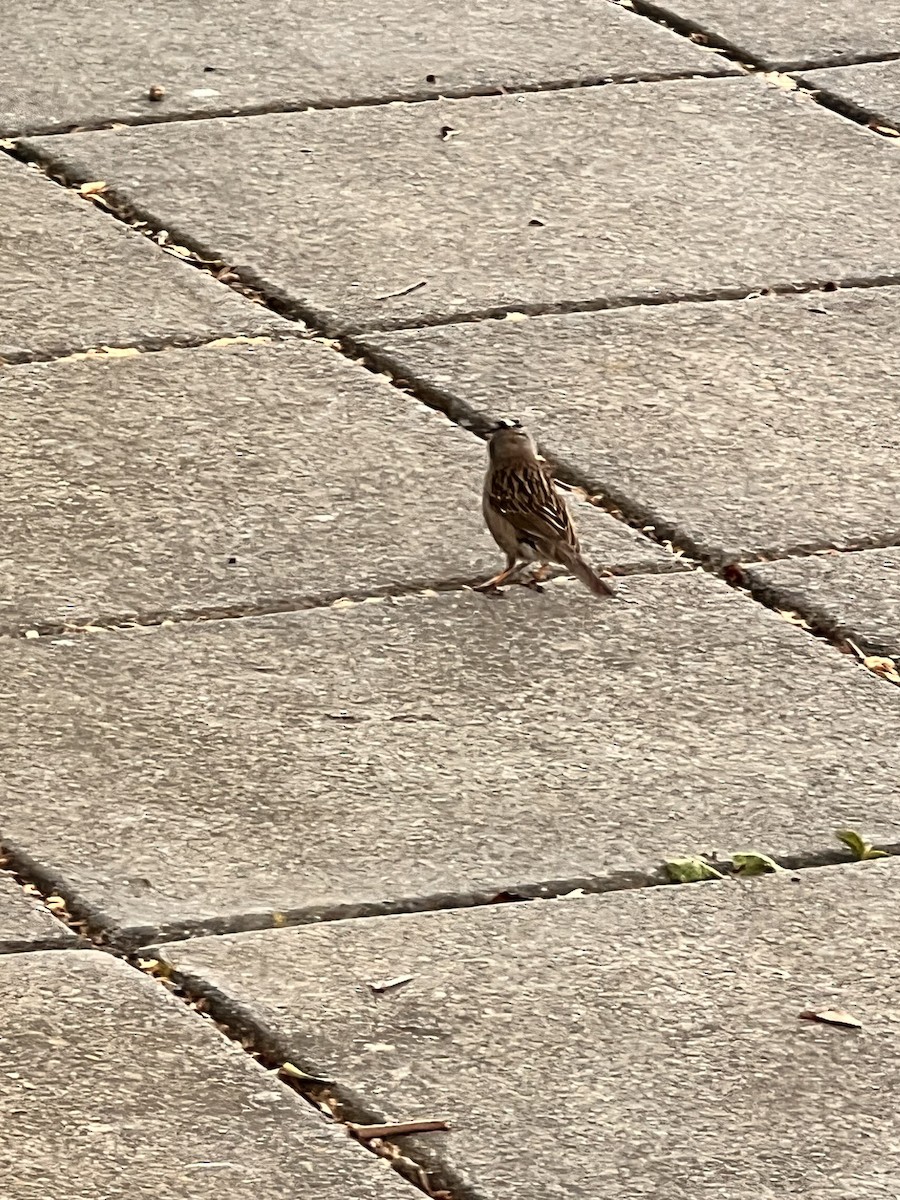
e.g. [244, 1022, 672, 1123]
[647, 0, 900, 69]
[0, 872, 74, 953]
[158, 861, 900, 1199]
[363, 289, 900, 565]
[0, 0, 728, 137]
[745, 548, 900, 658]
[0, 156, 284, 363]
[0, 950, 411, 1199]
[3, 573, 900, 948]
[24, 77, 900, 333]
[800, 60, 900, 127]
[0, 340, 663, 635]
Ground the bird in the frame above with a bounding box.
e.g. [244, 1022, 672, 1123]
[477, 419, 615, 597]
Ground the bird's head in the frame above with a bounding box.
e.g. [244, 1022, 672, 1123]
[486, 418, 540, 465]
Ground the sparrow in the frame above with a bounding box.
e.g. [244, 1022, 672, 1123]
[477, 420, 615, 597]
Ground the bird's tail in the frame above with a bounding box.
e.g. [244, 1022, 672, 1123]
[567, 554, 616, 598]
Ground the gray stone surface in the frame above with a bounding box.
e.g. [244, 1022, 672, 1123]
[647, 0, 900, 69]
[24, 77, 900, 333]
[0, 0, 728, 137]
[800, 60, 900, 128]
[3, 574, 899, 947]
[0, 155, 284, 363]
[745, 548, 900, 657]
[158, 861, 900, 1199]
[2, 338, 665, 634]
[0, 950, 410, 1199]
[0, 872, 74, 952]
[363, 289, 900, 565]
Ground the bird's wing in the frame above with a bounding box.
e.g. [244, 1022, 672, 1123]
[489, 465, 577, 547]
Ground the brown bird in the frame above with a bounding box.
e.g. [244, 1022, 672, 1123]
[477, 420, 615, 597]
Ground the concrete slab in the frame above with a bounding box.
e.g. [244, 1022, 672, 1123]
[0, 872, 74, 952]
[646, 0, 900, 69]
[745, 549, 900, 658]
[0, 0, 728, 137]
[3, 574, 899, 948]
[23, 77, 900, 333]
[158, 861, 900, 1199]
[362, 289, 900, 565]
[0, 155, 284, 363]
[800, 60, 900, 128]
[1, 339, 665, 634]
[0, 950, 411, 1199]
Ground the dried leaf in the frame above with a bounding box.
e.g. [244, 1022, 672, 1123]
[78, 180, 107, 195]
[280, 1061, 334, 1085]
[835, 829, 887, 861]
[368, 974, 414, 994]
[862, 654, 900, 682]
[664, 856, 723, 883]
[870, 123, 900, 137]
[777, 609, 810, 627]
[731, 851, 784, 876]
[799, 1008, 862, 1030]
[760, 71, 798, 91]
[206, 335, 272, 349]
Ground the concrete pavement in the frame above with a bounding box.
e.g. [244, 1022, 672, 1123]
[3, 3, 900, 1197]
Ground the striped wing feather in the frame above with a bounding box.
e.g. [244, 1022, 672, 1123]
[488, 465, 579, 552]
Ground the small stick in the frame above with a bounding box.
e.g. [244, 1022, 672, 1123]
[374, 280, 428, 300]
[349, 1119, 450, 1139]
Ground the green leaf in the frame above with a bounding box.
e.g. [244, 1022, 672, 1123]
[731, 851, 784, 875]
[835, 829, 888, 861]
[664, 856, 724, 883]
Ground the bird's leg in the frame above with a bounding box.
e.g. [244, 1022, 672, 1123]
[531, 563, 553, 583]
[520, 562, 552, 591]
[475, 556, 522, 591]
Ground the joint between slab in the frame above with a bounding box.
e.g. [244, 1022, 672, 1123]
[131, 955, 460, 1200]
[610, 0, 900, 136]
[735, 555, 900, 684]
[0, 562, 681, 643]
[8, 832, 893, 957]
[17, 135, 900, 346]
[0, 330, 288, 369]
[2, 66, 738, 142]
[789, 75, 900, 139]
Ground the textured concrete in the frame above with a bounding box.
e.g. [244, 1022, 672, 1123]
[648, 0, 900, 69]
[0, 0, 728, 136]
[745, 549, 900, 657]
[0, 873, 74, 953]
[158, 861, 900, 1199]
[3, 574, 899, 947]
[0, 155, 283, 363]
[363, 289, 900, 565]
[0, 950, 410, 1199]
[24, 77, 900, 333]
[800, 60, 900, 128]
[2, 339, 665, 633]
